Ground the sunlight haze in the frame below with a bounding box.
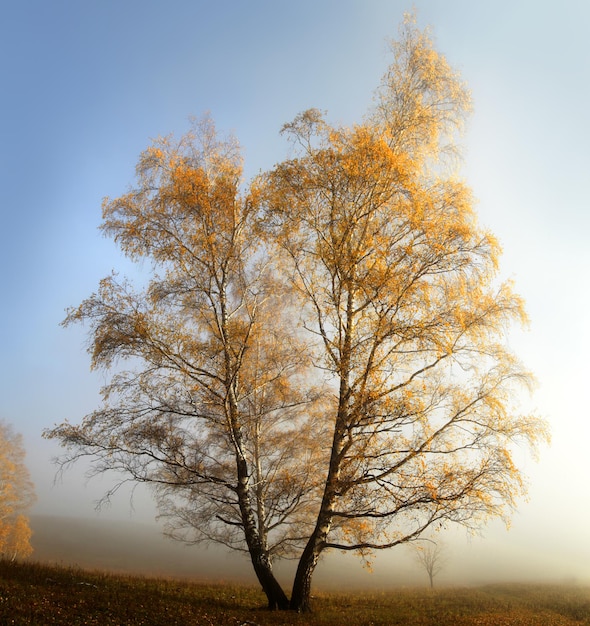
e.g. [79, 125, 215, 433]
[1, 0, 589, 587]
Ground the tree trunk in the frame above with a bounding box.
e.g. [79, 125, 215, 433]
[289, 403, 346, 611]
[289, 466, 338, 611]
[235, 453, 289, 609]
[220, 313, 290, 610]
[250, 551, 290, 610]
[232, 427, 289, 609]
[289, 536, 322, 612]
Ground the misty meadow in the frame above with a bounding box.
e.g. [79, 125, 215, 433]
[2, 559, 590, 625]
[3, 2, 590, 624]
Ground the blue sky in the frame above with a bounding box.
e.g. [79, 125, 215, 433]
[1, 0, 589, 583]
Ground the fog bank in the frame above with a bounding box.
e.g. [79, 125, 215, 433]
[28, 516, 588, 591]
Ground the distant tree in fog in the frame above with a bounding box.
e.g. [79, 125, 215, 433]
[0, 422, 35, 561]
[412, 540, 447, 588]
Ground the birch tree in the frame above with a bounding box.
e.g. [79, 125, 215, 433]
[47, 15, 547, 613]
[0, 422, 35, 561]
[263, 17, 547, 612]
[45, 117, 325, 609]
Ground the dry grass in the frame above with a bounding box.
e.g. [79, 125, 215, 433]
[1, 560, 589, 625]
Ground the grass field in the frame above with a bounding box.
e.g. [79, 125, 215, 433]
[1, 559, 589, 625]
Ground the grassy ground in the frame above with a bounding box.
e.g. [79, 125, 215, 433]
[1, 560, 589, 625]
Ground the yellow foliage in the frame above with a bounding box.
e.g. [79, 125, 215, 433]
[262, 14, 546, 566]
[1, 514, 33, 561]
[0, 423, 35, 561]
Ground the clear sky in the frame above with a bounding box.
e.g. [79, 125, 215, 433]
[1, 0, 589, 584]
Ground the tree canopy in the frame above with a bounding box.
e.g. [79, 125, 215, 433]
[45, 16, 547, 612]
